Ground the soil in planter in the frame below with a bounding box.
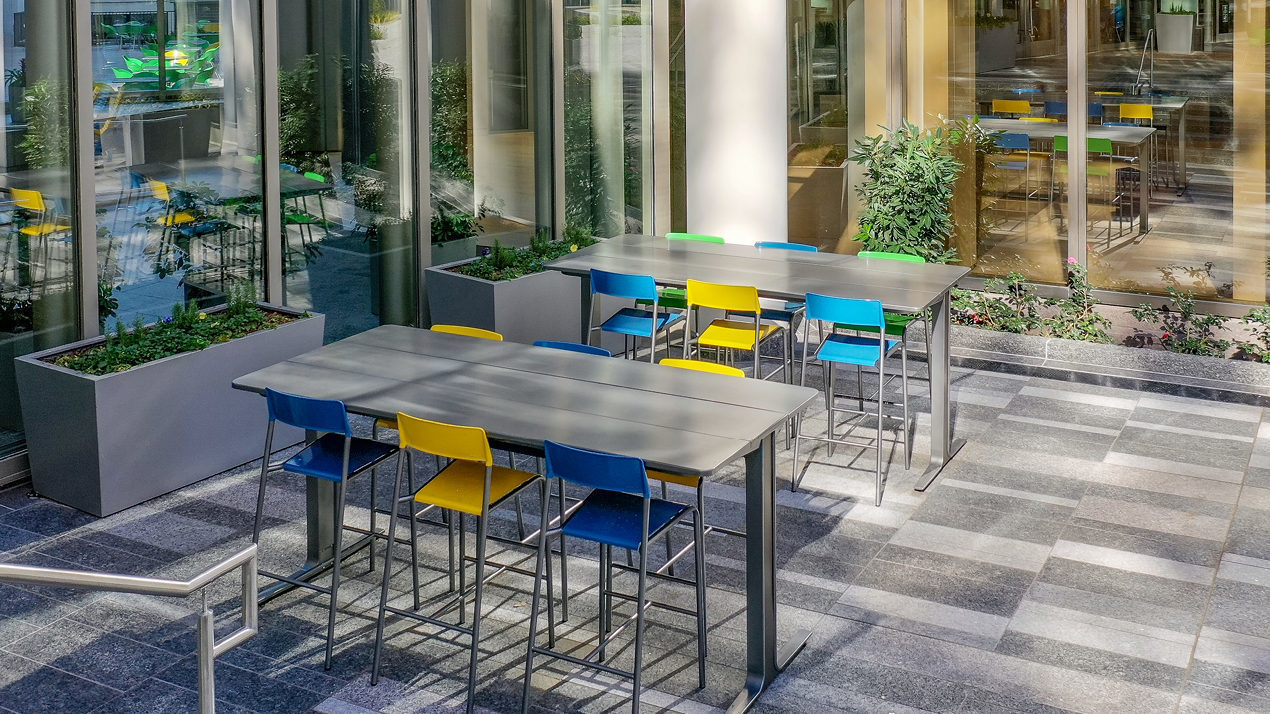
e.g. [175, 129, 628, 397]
[789, 143, 848, 168]
[49, 307, 302, 376]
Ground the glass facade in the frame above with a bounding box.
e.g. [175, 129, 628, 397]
[907, 0, 1268, 306]
[1, 1, 76, 456]
[93, 0, 264, 330]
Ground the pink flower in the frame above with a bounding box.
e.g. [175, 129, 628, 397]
[1161, 333, 1171, 340]
[1067, 257, 1078, 265]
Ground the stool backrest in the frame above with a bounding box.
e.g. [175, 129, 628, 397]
[991, 99, 1032, 115]
[10, 187, 46, 212]
[1118, 103, 1154, 121]
[431, 324, 503, 341]
[149, 180, 172, 203]
[805, 293, 885, 331]
[1043, 101, 1067, 116]
[265, 388, 351, 436]
[754, 241, 818, 252]
[534, 340, 613, 357]
[994, 133, 1030, 152]
[858, 250, 926, 263]
[659, 358, 744, 378]
[686, 279, 760, 314]
[396, 412, 493, 465]
[544, 440, 649, 498]
[591, 268, 658, 302]
[666, 232, 724, 244]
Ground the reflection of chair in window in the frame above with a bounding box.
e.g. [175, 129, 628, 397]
[1050, 136, 1132, 245]
[1118, 104, 1166, 187]
[988, 133, 1037, 238]
[992, 99, 1033, 118]
[283, 171, 332, 268]
[10, 188, 71, 293]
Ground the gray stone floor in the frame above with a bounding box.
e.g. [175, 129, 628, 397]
[0, 365, 1268, 713]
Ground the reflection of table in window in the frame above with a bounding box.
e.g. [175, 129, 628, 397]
[978, 93, 1189, 187]
[130, 158, 331, 205]
[977, 118, 1157, 235]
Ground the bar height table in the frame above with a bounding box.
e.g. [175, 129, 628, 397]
[547, 234, 971, 489]
[233, 325, 819, 712]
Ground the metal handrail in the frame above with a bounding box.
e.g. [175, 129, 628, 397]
[1134, 29, 1155, 95]
[0, 544, 258, 714]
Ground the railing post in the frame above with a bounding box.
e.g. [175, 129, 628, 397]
[197, 604, 216, 714]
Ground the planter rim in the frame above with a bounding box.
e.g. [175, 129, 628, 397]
[17, 303, 319, 381]
[427, 255, 577, 286]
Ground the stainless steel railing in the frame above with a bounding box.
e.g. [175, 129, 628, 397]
[0, 544, 258, 714]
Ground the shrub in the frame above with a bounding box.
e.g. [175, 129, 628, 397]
[950, 273, 1042, 334]
[53, 283, 297, 375]
[850, 120, 961, 263]
[1237, 306, 1270, 363]
[1130, 287, 1230, 357]
[455, 232, 597, 282]
[1043, 258, 1112, 343]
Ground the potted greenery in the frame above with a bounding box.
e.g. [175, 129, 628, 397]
[430, 202, 483, 266]
[1155, 3, 1196, 53]
[426, 230, 597, 344]
[850, 120, 962, 263]
[789, 139, 850, 246]
[14, 283, 324, 516]
[5, 58, 25, 125]
[975, 14, 1018, 72]
[18, 78, 70, 169]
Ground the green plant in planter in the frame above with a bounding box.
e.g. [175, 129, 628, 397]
[1236, 306, 1270, 363]
[456, 232, 597, 282]
[850, 120, 961, 264]
[1162, 3, 1195, 14]
[432, 59, 472, 183]
[0, 292, 34, 334]
[1130, 287, 1230, 356]
[1043, 258, 1112, 343]
[950, 272, 1042, 333]
[975, 14, 1014, 29]
[18, 78, 70, 169]
[431, 202, 482, 245]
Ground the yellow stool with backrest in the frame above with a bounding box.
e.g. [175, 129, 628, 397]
[685, 279, 788, 381]
[992, 99, 1033, 117]
[371, 414, 549, 713]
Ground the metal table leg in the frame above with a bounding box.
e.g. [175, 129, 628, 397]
[579, 272, 594, 345]
[1138, 138, 1153, 234]
[916, 290, 963, 491]
[727, 433, 810, 713]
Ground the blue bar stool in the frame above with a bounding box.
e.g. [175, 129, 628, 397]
[790, 294, 910, 506]
[522, 441, 707, 714]
[533, 340, 613, 357]
[589, 268, 684, 362]
[251, 388, 399, 670]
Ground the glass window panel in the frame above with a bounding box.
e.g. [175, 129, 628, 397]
[280, 0, 416, 342]
[93, 0, 264, 329]
[563, 1, 652, 239]
[1, 1, 77, 455]
[1087, 1, 1268, 306]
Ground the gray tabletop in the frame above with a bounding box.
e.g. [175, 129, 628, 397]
[132, 159, 330, 203]
[232, 325, 819, 477]
[977, 118, 1156, 145]
[547, 234, 969, 314]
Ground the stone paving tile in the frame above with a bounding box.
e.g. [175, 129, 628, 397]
[0, 369, 1265, 712]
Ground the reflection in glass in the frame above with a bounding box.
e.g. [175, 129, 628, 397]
[279, 1, 415, 342]
[1, 1, 76, 454]
[563, 1, 651, 239]
[93, 0, 263, 329]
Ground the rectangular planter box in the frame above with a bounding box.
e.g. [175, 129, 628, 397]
[14, 305, 324, 517]
[976, 24, 1018, 72]
[1155, 13, 1195, 53]
[0, 331, 35, 432]
[426, 258, 581, 345]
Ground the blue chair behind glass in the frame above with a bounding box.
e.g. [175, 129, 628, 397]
[791, 294, 910, 506]
[522, 441, 707, 713]
[252, 388, 398, 670]
[589, 268, 683, 362]
[533, 340, 613, 357]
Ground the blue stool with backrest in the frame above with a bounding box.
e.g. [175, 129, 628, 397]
[790, 294, 910, 506]
[589, 268, 684, 362]
[751, 241, 819, 385]
[522, 441, 707, 714]
[252, 388, 399, 670]
[533, 340, 613, 357]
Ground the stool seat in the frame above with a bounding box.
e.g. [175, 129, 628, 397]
[698, 319, 781, 350]
[285, 433, 397, 482]
[837, 311, 919, 337]
[413, 460, 540, 516]
[600, 307, 683, 338]
[817, 333, 899, 367]
[563, 491, 689, 551]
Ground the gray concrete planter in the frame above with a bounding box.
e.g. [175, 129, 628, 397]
[430, 236, 479, 267]
[976, 24, 1018, 72]
[941, 325, 1270, 402]
[426, 258, 580, 345]
[14, 305, 324, 517]
[1155, 13, 1195, 53]
[797, 111, 848, 147]
[0, 331, 35, 432]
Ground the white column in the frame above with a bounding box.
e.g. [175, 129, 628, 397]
[684, 0, 787, 245]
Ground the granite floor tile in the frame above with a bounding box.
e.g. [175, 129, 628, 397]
[0, 502, 97, 538]
[156, 654, 332, 713]
[2, 618, 178, 692]
[1060, 521, 1225, 569]
[975, 419, 1120, 462]
[1024, 580, 1204, 635]
[994, 630, 1188, 691]
[88, 678, 257, 714]
[1034, 557, 1212, 614]
[0, 651, 122, 714]
[1049, 539, 1215, 584]
[851, 560, 1028, 619]
[1006, 600, 1194, 668]
[889, 520, 1053, 572]
[1103, 451, 1247, 484]
[1000, 393, 1134, 432]
[911, 498, 1067, 546]
[872, 544, 1038, 590]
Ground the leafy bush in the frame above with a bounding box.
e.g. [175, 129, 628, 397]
[19, 79, 70, 169]
[432, 60, 471, 183]
[455, 233, 597, 282]
[0, 293, 33, 334]
[850, 121, 961, 264]
[432, 203, 482, 245]
[1130, 287, 1230, 356]
[1043, 258, 1112, 343]
[1237, 306, 1270, 363]
[976, 14, 1015, 29]
[53, 284, 298, 375]
[950, 273, 1042, 333]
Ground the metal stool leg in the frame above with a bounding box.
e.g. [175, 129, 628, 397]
[631, 540, 649, 714]
[693, 506, 707, 689]
[325, 478, 348, 670]
[555, 475, 570, 623]
[466, 511, 489, 713]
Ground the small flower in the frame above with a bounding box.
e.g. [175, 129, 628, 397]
[1161, 333, 1171, 340]
[1067, 256, 1078, 265]
[198, 313, 207, 320]
[569, 244, 579, 252]
[163, 317, 173, 323]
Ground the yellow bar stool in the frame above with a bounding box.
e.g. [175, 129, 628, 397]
[370, 324, 514, 590]
[991, 98, 1033, 118]
[371, 413, 550, 713]
[684, 279, 789, 382]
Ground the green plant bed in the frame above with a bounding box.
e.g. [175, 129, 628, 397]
[52, 284, 301, 375]
[452, 231, 597, 282]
